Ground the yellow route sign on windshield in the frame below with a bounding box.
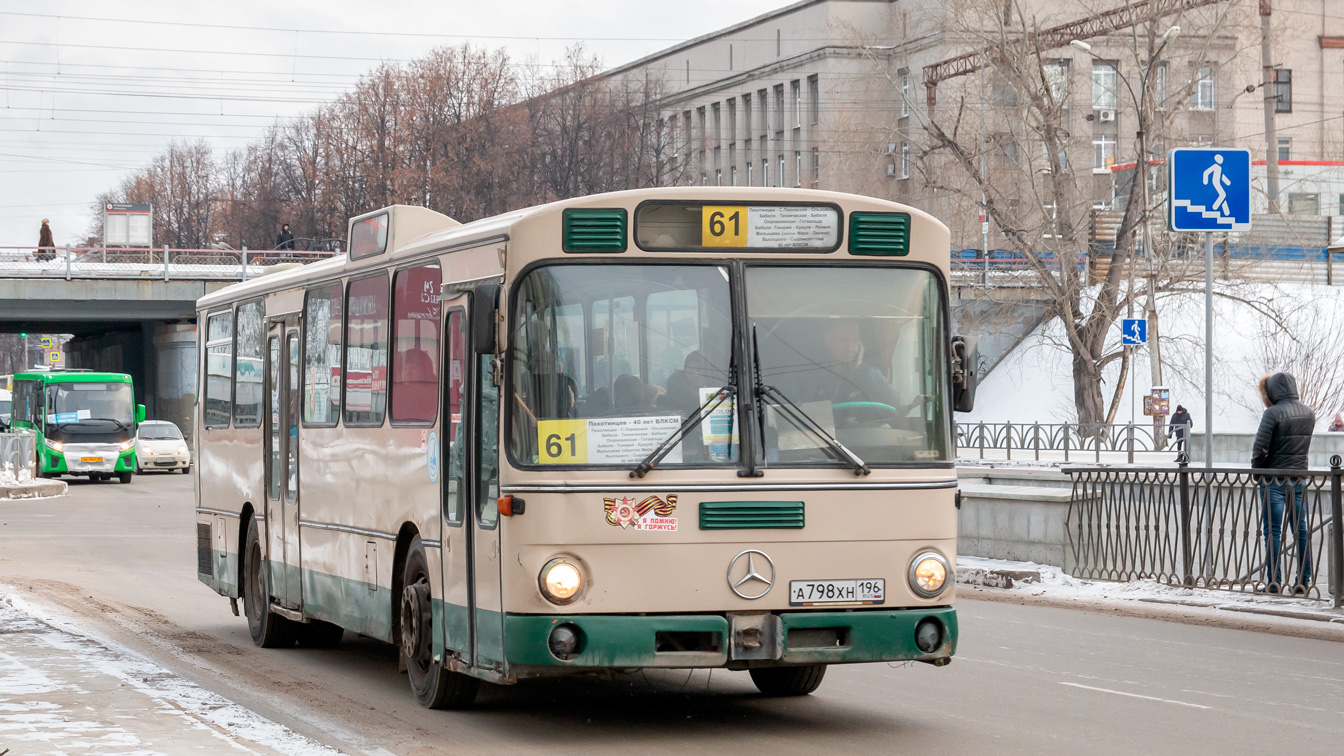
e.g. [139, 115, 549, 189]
[701, 206, 748, 247]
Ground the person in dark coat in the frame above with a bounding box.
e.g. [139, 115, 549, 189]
[1251, 372, 1315, 593]
[276, 223, 295, 250]
[1167, 405, 1192, 453]
[36, 218, 55, 262]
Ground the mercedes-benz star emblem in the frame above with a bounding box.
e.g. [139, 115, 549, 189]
[727, 549, 775, 599]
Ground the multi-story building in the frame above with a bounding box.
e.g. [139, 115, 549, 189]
[603, 0, 1344, 250]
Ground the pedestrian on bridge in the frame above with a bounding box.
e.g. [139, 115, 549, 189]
[1167, 405, 1191, 455]
[36, 218, 55, 262]
[276, 223, 294, 250]
[1251, 372, 1314, 594]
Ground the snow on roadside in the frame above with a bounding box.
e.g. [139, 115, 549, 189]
[957, 555, 1344, 619]
[0, 592, 344, 756]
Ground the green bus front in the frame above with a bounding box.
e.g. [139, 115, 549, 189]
[8, 371, 146, 481]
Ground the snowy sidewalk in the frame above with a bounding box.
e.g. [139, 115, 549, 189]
[957, 556, 1344, 633]
[0, 595, 341, 756]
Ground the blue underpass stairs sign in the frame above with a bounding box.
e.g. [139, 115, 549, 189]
[1167, 148, 1252, 232]
[1121, 318, 1146, 346]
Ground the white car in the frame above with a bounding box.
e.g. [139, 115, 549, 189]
[135, 420, 191, 474]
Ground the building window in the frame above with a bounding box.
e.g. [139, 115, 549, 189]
[728, 144, 736, 175]
[683, 111, 692, 155]
[758, 89, 768, 140]
[1288, 193, 1319, 215]
[727, 98, 737, 142]
[1093, 134, 1117, 172]
[774, 84, 785, 135]
[716, 169, 722, 185]
[671, 120, 679, 158]
[743, 93, 752, 136]
[344, 274, 389, 427]
[1191, 67, 1214, 111]
[808, 75, 819, 125]
[811, 147, 819, 183]
[900, 70, 911, 117]
[794, 150, 802, 186]
[1274, 69, 1292, 113]
[778, 154, 785, 186]
[731, 165, 738, 186]
[303, 282, 343, 426]
[1154, 63, 1167, 108]
[712, 103, 721, 147]
[1044, 61, 1069, 108]
[233, 300, 264, 428]
[390, 264, 441, 425]
[900, 141, 910, 179]
[1092, 62, 1118, 109]
[763, 158, 770, 186]
[747, 162, 754, 186]
[1278, 138, 1291, 162]
[204, 311, 232, 428]
[792, 80, 802, 127]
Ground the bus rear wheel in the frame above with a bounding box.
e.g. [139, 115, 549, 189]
[400, 538, 478, 709]
[243, 518, 295, 648]
[749, 664, 828, 696]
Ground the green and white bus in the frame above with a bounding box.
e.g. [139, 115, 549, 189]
[9, 370, 146, 483]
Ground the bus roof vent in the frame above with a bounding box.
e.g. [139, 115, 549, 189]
[563, 208, 627, 253]
[848, 212, 910, 256]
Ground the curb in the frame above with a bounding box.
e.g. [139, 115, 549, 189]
[0, 479, 68, 499]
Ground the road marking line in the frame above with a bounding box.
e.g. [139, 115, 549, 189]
[1060, 682, 1212, 709]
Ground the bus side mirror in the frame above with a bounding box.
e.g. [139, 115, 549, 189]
[136, 404, 146, 424]
[951, 336, 978, 413]
[471, 283, 502, 355]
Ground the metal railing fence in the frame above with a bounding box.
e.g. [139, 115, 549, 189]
[0, 431, 37, 483]
[1065, 456, 1344, 607]
[956, 420, 1192, 463]
[0, 245, 336, 282]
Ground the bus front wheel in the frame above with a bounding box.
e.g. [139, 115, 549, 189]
[117, 472, 133, 484]
[749, 664, 828, 696]
[243, 518, 295, 648]
[400, 537, 478, 709]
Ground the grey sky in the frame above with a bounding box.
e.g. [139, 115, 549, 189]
[0, 0, 788, 247]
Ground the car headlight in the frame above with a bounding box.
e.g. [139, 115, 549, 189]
[909, 551, 950, 598]
[177, 446, 189, 455]
[119, 440, 133, 452]
[145, 448, 155, 455]
[539, 558, 583, 605]
[48, 440, 63, 452]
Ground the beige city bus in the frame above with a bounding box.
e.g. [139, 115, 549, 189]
[194, 187, 977, 708]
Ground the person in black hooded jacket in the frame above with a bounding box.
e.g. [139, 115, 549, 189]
[1252, 372, 1315, 593]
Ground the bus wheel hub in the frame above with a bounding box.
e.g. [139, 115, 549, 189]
[401, 578, 430, 655]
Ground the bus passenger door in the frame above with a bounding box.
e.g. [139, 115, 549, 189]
[282, 326, 303, 606]
[438, 305, 471, 663]
[264, 317, 302, 610]
[469, 343, 505, 670]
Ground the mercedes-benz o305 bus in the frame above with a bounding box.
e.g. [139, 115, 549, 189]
[194, 188, 977, 708]
[10, 370, 146, 483]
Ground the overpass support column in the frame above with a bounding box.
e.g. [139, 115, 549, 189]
[151, 324, 198, 446]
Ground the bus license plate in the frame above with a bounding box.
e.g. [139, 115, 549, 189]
[789, 579, 885, 606]
[81, 456, 104, 463]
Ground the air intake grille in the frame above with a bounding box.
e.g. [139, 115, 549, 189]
[849, 212, 910, 256]
[196, 523, 213, 576]
[699, 501, 805, 530]
[563, 208, 627, 253]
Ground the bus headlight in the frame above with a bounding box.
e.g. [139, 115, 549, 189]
[539, 559, 583, 604]
[119, 441, 133, 452]
[908, 552, 949, 598]
[48, 441, 63, 452]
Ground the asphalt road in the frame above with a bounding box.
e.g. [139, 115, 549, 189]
[1, 473, 1341, 755]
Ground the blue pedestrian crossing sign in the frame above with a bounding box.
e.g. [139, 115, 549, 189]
[1167, 148, 1252, 232]
[1121, 318, 1147, 346]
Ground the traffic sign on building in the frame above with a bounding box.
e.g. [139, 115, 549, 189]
[1167, 148, 1252, 232]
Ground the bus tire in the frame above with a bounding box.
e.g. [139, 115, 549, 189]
[117, 471, 133, 484]
[295, 619, 344, 648]
[401, 538, 478, 709]
[243, 518, 295, 648]
[749, 664, 828, 696]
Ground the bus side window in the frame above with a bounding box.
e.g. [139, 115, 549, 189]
[444, 310, 465, 527]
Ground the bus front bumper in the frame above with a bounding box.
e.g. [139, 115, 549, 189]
[503, 606, 956, 670]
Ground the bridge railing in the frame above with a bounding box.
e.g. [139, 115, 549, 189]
[0, 245, 337, 281]
[1064, 458, 1344, 606]
[956, 420, 1190, 464]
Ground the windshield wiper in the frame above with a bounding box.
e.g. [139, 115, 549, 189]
[86, 417, 130, 431]
[751, 326, 869, 476]
[630, 379, 736, 479]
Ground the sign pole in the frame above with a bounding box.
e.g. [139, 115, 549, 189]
[1205, 230, 1213, 467]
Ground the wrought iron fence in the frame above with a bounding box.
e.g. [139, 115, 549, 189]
[1065, 456, 1344, 607]
[956, 421, 1192, 463]
[0, 245, 335, 281]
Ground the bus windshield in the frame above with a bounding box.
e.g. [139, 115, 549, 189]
[46, 382, 134, 426]
[746, 266, 950, 465]
[509, 264, 735, 467]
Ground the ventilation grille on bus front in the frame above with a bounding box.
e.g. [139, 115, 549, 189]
[848, 212, 910, 256]
[196, 523, 213, 576]
[699, 501, 805, 530]
[562, 208, 628, 253]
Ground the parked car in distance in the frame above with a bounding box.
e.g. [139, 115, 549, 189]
[135, 420, 190, 474]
